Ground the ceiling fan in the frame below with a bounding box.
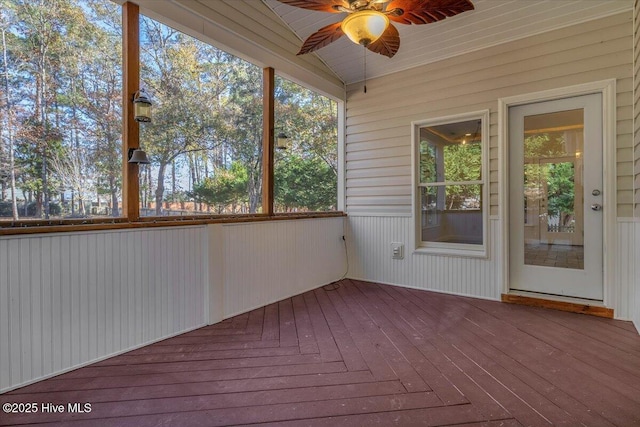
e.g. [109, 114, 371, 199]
[277, 0, 475, 58]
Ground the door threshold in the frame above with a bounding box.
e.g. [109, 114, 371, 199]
[502, 291, 613, 318]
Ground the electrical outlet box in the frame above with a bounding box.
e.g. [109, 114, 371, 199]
[391, 242, 404, 260]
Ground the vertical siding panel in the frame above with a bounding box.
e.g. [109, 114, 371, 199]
[0, 226, 208, 392]
[126, 231, 135, 348]
[113, 232, 123, 352]
[8, 239, 20, 386]
[0, 240, 10, 390]
[615, 220, 637, 320]
[348, 216, 633, 315]
[220, 218, 345, 318]
[150, 230, 160, 339]
[19, 239, 31, 381]
[50, 237, 61, 373]
[87, 234, 96, 361]
[30, 238, 42, 380]
[347, 217, 502, 301]
[95, 233, 106, 358]
[68, 236, 79, 366]
[634, 222, 640, 329]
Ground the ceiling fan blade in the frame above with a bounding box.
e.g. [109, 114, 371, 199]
[276, 0, 349, 13]
[298, 22, 345, 55]
[387, 0, 474, 25]
[366, 23, 400, 58]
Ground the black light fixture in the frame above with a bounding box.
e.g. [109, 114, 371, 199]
[275, 132, 290, 150]
[128, 148, 150, 164]
[133, 88, 152, 123]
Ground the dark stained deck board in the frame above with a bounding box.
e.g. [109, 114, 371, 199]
[308, 287, 399, 382]
[2, 381, 408, 425]
[290, 295, 319, 355]
[300, 291, 343, 362]
[2, 279, 639, 427]
[261, 303, 280, 342]
[12, 361, 348, 394]
[369, 283, 601, 426]
[278, 299, 299, 348]
[110, 341, 292, 359]
[322, 286, 432, 393]
[459, 294, 640, 395]
[470, 296, 640, 365]
[306, 288, 369, 372]
[388, 283, 640, 425]
[348, 282, 554, 425]
[348, 282, 534, 422]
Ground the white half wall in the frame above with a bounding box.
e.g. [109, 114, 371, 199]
[0, 217, 347, 392]
[347, 216, 638, 324]
[209, 217, 347, 321]
[346, 217, 502, 301]
[634, 221, 640, 331]
[0, 226, 208, 392]
[614, 219, 638, 321]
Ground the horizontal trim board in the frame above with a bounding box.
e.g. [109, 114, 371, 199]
[501, 294, 614, 319]
[0, 212, 346, 237]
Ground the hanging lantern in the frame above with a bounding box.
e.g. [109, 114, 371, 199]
[133, 89, 152, 123]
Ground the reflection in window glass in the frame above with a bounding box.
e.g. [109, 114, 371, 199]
[417, 117, 484, 247]
[0, 0, 122, 220]
[139, 16, 262, 216]
[420, 185, 482, 244]
[274, 76, 337, 212]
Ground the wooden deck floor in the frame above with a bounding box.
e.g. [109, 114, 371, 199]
[2, 279, 640, 426]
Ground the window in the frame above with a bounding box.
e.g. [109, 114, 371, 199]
[412, 111, 489, 256]
[139, 15, 263, 216]
[0, 0, 122, 221]
[274, 76, 338, 212]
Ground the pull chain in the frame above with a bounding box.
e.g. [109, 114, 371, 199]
[363, 45, 367, 94]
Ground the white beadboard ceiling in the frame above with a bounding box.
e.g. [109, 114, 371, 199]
[263, 0, 631, 85]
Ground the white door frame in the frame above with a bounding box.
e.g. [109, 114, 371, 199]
[498, 79, 617, 304]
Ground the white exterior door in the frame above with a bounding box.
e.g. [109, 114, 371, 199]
[508, 94, 603, 300]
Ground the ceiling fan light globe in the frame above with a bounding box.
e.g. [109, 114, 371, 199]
[341, 10, 389, 46]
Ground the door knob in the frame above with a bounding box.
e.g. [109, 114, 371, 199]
[591, 204, 602, 211]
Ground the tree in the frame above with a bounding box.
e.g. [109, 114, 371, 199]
[12, 0, 75, 218]
[275, 155, 336, 211]
[443, 142, 481, 209]
[190, 162, 247, 214]
[49, 145, 93, 216]
[273, 76, 338, 212]
[0, 6, 19, 219]
[140, 17, 222, 215]
[546, 162, 575, 222]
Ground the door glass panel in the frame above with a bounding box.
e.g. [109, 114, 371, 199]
[522, 109, 584, 270]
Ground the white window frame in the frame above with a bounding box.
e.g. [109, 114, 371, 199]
[411, 110, 490, 258]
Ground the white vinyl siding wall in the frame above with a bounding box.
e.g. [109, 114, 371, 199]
[635, 0, 640, 217]
[344, 12, 638, 323]
[633, 0, 640, 331]
[345, 12, 633, 217]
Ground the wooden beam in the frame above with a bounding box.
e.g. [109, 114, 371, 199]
[501, 294, 614, 318]
[122, 2, 140, 221]
[262, 67, 275, 215]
